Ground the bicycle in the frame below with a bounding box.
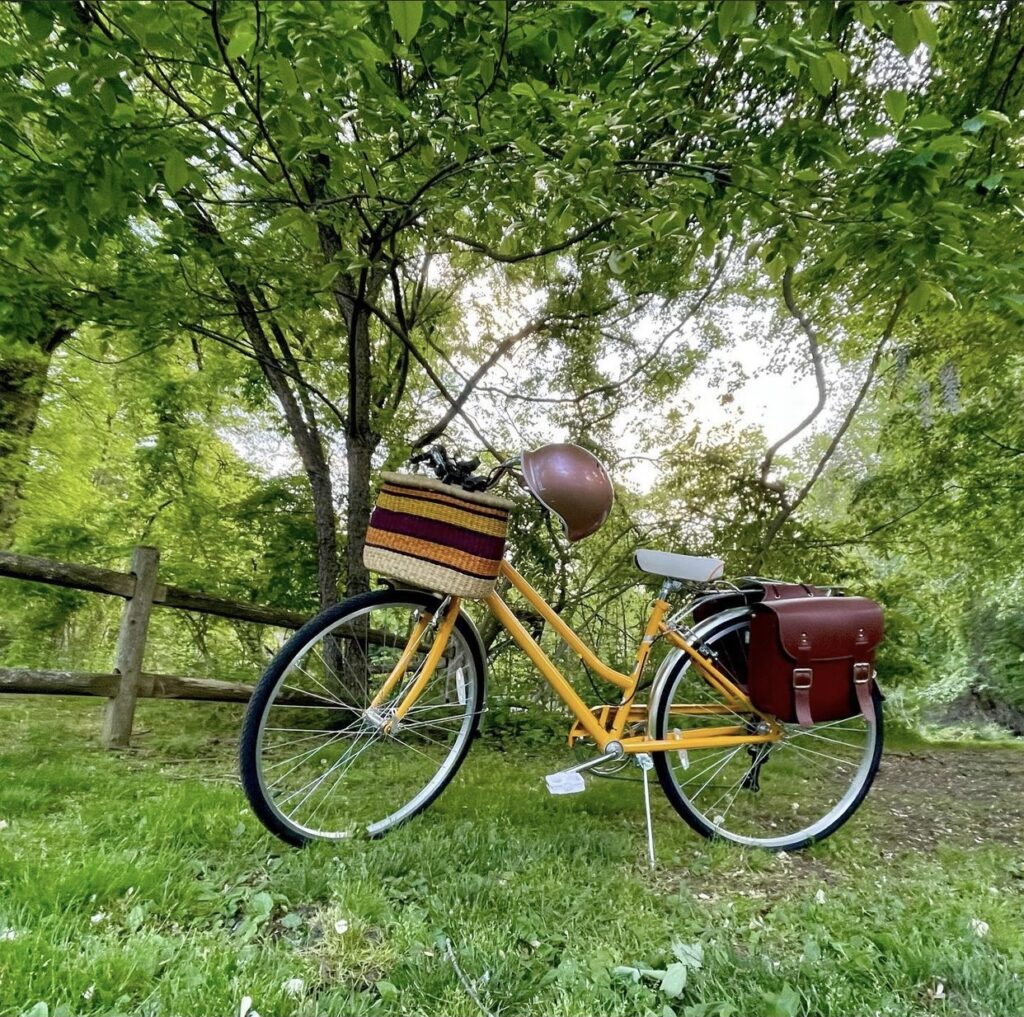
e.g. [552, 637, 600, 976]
[239, 446, 882, 851]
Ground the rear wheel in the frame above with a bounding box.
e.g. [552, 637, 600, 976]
[651, 612, 882, 850]
[240, 590, 485, 845]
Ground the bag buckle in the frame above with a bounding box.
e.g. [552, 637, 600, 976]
[853, 662, 872, 684]
[792, 668, 813, 690]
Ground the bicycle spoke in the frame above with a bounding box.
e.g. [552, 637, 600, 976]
[774, 738, 860, 770]
[245, 595, 481, 842]
[266, 730, 349, 787]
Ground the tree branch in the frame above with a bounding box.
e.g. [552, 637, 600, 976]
[755, 290, 908, 563]
[441, 217, 613, 264]
[411, 316, 547, 449]
[758, 266, 828, 491]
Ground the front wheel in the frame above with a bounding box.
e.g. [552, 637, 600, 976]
[651, 612, 883, 850]
[240, 589, 485, 845]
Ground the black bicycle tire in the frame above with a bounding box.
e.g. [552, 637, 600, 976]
[651, 613, 883, 851]
[239, 588, 486, 846]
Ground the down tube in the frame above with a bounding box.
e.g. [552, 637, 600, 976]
[482, 592, 611, 748]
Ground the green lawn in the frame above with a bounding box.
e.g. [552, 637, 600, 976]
[0, 696, 1022, 1017]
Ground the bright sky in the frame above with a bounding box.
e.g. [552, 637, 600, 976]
[224, 297, 823, 498]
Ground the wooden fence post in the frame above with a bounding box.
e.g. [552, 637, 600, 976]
[101, 546, 159, 749]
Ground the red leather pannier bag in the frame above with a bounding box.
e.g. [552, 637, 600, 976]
[747, 597, 884, 725]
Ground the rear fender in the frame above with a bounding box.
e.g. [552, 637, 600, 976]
[649, 605, 751, 709]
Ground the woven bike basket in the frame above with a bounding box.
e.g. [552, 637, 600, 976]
[363, 472, 513, 599]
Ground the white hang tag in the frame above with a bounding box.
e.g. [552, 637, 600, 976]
[455, 667, 467, 705]
[545, 770, 587, 795]
[670, 729, 690, 769]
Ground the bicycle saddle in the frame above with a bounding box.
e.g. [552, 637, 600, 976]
[634, 549, 725, 584]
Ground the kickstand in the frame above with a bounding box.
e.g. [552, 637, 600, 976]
[638, 753, 656, 870]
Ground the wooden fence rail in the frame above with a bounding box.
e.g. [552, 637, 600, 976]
[0, 546, 314, 748]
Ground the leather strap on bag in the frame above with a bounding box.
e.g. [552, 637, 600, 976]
[792, 630, 815, 726]
[853, 620, 877, 723]
[793, 667, 815, 726]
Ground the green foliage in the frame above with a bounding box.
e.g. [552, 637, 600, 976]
[0, 697, 1022, 1015]
[1, 0, 1022, 722]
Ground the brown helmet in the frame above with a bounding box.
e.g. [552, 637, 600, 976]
[521, 443, 614, 541]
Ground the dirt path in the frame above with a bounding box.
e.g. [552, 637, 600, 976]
[864, 747, 1024, 852]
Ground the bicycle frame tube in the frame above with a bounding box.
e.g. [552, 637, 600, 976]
[482, 563, 677, 751]
[369, 609, 434, 709]
[386, 598, 462, 728]
[385, 562, 779, 754]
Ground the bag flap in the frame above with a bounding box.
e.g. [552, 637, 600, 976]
[752, 597, 884, 661]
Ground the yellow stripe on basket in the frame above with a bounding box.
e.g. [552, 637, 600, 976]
[380, 483, 510, 520]
[376, 490, 508, 538]
[364, 546, 498, 599]
[366, 527, 503, 578]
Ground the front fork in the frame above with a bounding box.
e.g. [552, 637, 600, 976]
[367, 597, 462, 733]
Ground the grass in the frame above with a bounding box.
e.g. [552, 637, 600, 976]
[0, 696, 1022, 1017]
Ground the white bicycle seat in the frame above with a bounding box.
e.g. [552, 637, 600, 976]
[634, 548, 725, 584]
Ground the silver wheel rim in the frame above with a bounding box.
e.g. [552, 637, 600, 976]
[254, 599, 478, 841]
[657, 617, 879, 848]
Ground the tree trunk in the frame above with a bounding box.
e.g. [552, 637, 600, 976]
[0, 327, 70, 546]
[307, 458, 342, 610]
[345, 433, 373, 596]
[345, 309, 375, 596]
[175, 196, 342, 610]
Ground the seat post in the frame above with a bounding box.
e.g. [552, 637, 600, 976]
[658, 578, 682, 601]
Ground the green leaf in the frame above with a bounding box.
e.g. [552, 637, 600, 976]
[890, 7, 918, 58]
[963, 109, 1011, 132]
[376, 980, 399, 1001]
[163, 150, 189, 193]
[735, 0, 757, 26]
[661, 962, 688, 998]
[826, 51, 849, 85]
[911, 7, 938, 50]
[884, 90, 907, 123]
[613, 965, 644, 982]
[607, 250, 632, 275]
[98, 79, 117, 115]
[808, 55, 833, 96]
[672, 942, 704, 968]
[43, 66, 76, 88]
[318, 263, 341, 289]
[276, 56, 298, 95]
[226, 29, 255, 60]
[907, 281, 931, 313]
[388, 1, 424, 44]
[910, 113, 952, 131]
[762, 983, 801, 1017]
[268, 207, 305, 233]
[718, 1, 755, 35]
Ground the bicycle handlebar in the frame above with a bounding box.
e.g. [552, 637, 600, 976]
[410, 445, 488, 490]
[410, 444, 520, 493]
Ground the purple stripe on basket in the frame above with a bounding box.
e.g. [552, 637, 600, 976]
[369, 507, 506, 559]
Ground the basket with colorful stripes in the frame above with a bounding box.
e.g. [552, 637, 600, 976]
[363, 472, 513, 599]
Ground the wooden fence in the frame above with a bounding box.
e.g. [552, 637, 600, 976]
[0, 546, 313, 748]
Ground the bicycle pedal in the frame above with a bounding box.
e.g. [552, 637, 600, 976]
[545, 769, 587, 795]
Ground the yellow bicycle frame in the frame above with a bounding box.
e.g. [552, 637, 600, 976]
[385, 561, 781, 754]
